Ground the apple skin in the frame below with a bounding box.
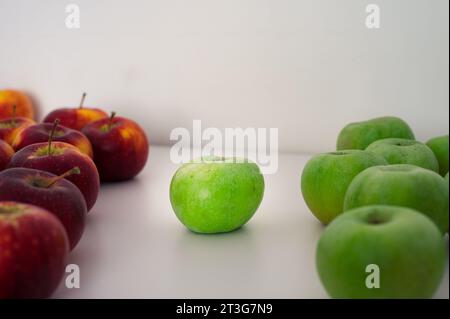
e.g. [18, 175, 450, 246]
[0, 117, 36, 146]
[337, 116, 415, 151]
[0, 201, 69, 299]
[316, 205, 446, 299]
[0, 89, 35, 120]
[0, 140, 14, 172]
[426, 134, 449, 177]
[344, 164, 449, 234]
[170, 157, 265, 233]
[82, 116, 149, 182]
[365, 138, 439, 173]
[44, 107, 108, 131]
[0, 168, 87, 250]
[12, 122, 93, 158]
[8, 142, 100, 211]
[301, 150, 387, 224]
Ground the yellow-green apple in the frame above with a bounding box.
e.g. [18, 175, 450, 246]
[82, 113, 149, 181]
[344, 164, 449, 234]
[337, 116, 415, 150]
[0, 140, 14, 172]
[8, 141, 100, 211]
[43, 93, 108, 131]
[0, 167, 87, 250]
[365, 138, 439, 173]
[301, 150, 387, 224]
[12, 120, 93, 158]
[0, 89, 35, 120]
[316, 205, 446, 299]
[170, 157, 265, 233]
[0, 201, 69, 298]
[426, 134, 449, 177]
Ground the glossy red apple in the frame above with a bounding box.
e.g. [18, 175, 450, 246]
[82, 112, 149, 182]
[12, 120, 93, 158]
[8, 141, 100, 211]
[0, 105, 36, 145]
[43, 93, 108, 131]
[0, 139, 14, 172]
[0, 201, 69, 298]
[0, 167, 87, 250]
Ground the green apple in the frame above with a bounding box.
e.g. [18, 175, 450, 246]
[337, 116, 415, 150]
[170, 157, 264, 233]
[426, 134, 449, 177]
[301, 150, 387, 224]
[365, 138, 439, 173]
[316, 205, 446, 299]
[344, 164, 449, 234]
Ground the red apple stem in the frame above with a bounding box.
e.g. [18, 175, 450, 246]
[79, 92, 87, 109]
[48, 119, 60, 155]
[109, 111, 116, 130]
[44, 167, 81, 188]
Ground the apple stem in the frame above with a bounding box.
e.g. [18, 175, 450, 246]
[109, 111, 116, 130]
[12, 105, 17, 126]
[48, 119, 60, 155]
[79, 92, 87, 109]
[44, 167, 81, 188]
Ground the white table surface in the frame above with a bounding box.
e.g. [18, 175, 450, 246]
[53, 146, 449, 299]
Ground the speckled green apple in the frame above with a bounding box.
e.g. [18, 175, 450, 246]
[344, 165, 449, 234]
[301, 150, 387, 224]
[365, 138, 439, 173]
[426, 134, 449, 177]
[337, 116, 415, 150]
[170, 157, 264, 233]
[317, 205, 446, 299]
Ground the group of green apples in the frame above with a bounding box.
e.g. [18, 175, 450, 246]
[302, 116, 449, 299]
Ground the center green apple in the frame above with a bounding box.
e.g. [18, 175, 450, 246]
[301, 150, 387, 224]
[170, 157, 265, 234]
[316, 205, 446, 299]
[365, 138, 439, 173]
[344, 164, 449, 234]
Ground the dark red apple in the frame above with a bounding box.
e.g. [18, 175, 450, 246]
[82, 112, 149, 181]
[0, 139, 14, 172]
[0, 167, 87, 250]
[12, 120, 93, 158]
[43, 92, 108, 131]
[0, 201, 69, 298]
[8, 141, 100, 211]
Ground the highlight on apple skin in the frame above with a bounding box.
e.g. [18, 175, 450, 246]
[316, 205, 446, 299]
[0, 140, 14, 172]
[170, 157, 265, 234]
[0, 201, 69, 299]
[337, 116, 415, 151]
[12, 121, 94, 158]
[344, 164, 449, 234]
[0, 89, 35, 120]
[365, 138, 439, 173]
[43, 93, 108, 131]
[82, 113, 149, 182]
[301, 150, 387, 225]
[8, 141, 100, 211]
[0, 167, 87, 250]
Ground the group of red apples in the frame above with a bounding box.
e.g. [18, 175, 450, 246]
[0, 89, 149, 298]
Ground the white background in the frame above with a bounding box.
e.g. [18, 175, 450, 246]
[0, 0, 448, 153]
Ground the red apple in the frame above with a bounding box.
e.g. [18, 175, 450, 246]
[0, 89, 35, 120]
[0, 201, 69, 298]
[0, 139, 14, 172]
[0, 167, 87, 250]
[82, 112, 149, 181]
[0, 105, 36, 146]
[43, 93, 108, 131]
[12, 119, 93, 158]
[8, 141, 100, 211]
